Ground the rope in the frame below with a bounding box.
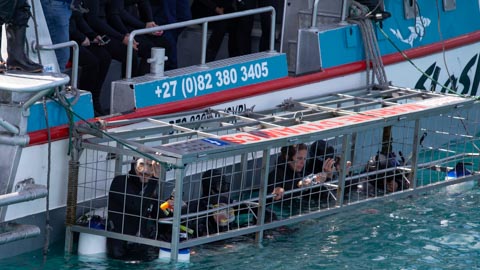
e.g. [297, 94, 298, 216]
[55, 84, 80, 108]
[367, 2, 479, 155]
[348, 1, 389, 89]
[28, 0, 43, 64]
[66, 159, 79, 226]
[41, 96, 52, 259]
[375, 26, 478, 98]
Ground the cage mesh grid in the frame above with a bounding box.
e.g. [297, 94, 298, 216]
[71, 86, 480, 259]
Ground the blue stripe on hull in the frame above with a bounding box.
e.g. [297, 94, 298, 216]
[320, 0, 480, 68]
[27, 92, 94, 132]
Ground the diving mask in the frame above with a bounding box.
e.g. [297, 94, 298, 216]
[135, 158, 160, 177]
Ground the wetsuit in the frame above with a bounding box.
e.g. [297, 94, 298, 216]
[268, 158, 304, 199]
[107, 171, 160, 261]
[186, 194, 232, 237]
[186, 193, 276, 238]
[83, 0, 140, 77]
[69, 9, 112, 115]
[268, 155, 337, 208]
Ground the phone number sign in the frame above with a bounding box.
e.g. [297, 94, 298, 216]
[134, 54, 287, 108]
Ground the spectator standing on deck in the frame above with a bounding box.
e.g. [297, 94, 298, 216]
[40, 0, 72, 72]
[190, 0, 237, 62]
[257, 0, 275, 52]
[150, 0, 191, 68]
[229, 0, 256, 56]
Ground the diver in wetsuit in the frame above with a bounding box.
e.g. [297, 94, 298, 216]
[268, 143, 339, 206]
[361, 152, 411, 196]
[107, 157, 161, 261]
[187, 169, 277, 238]
[185, 169, 237, 237]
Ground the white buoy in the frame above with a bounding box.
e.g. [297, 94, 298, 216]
[78, 233, 107, 256]
[159, 247, 190, 262]
[76, 208, 108, 256]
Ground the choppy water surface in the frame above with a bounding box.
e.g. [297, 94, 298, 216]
[2, 183, 480, 270]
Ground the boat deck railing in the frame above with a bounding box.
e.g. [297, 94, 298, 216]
[126, 7, 276, 79]
[66, 86, 480, 261]
[37, 41, 79, 89]
[311, 0, 351, 27]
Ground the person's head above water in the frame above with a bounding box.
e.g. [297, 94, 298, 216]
[132, 157, 160, 183]
[365, 152, 407, 192]
[280, 143, 309, 172]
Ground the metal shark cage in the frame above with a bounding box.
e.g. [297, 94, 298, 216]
[65, 86, 480, 261]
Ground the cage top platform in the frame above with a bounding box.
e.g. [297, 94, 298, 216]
[83, 86, 475, 162]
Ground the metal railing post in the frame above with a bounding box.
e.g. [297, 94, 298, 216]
[201, 22, 209, 66]
[311, 0, 320, 29]
[38, 41, 79, 89]
[340, 0, 350, 25]
[269, 9, 276, 52]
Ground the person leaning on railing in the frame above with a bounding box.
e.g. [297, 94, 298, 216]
[184, 169, 277, 238]
[150, 0, 191, 69]
[267, 143, 329, 203]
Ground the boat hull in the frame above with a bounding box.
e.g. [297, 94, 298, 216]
[0, 206, 66, 260]
[2, 32, 480, 260]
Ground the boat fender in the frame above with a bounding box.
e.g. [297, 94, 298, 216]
[159, 247, 190, 262]
[77, 215, 107, 256]
[159, 232, 190, 262]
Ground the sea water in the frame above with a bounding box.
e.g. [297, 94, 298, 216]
[1, 182, 479, 270]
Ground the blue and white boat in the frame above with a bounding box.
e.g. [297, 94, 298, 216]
[0, 0, 479, 259]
